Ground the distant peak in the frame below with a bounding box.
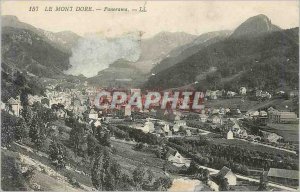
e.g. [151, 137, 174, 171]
[231, 14, 281, 38]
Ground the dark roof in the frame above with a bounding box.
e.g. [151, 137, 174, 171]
[166, 147, 177, 157]
[217, 166, 232, 177]
[267, 168, 299, 180]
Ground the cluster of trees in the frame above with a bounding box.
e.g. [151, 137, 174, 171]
[167, 138, 298, 176]
[186, 161, 210, 184]
[49, 141, 66, 169]
[113, 125, 161, 145]
[1, 101, 57, 150]
[91, 147, 172, 191]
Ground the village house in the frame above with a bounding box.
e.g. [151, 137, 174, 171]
[239, 87, 247, 95]
[267, 168, 299, 186]
[227, 129, 234, 140]
[210, 115, 223, 125]
[227, 91, 237, 97]
[173, 120, 186, 132]
[214, 166, 237, 186]
[1, 101, 6, 110]
[145, 119, 155, 133]
[268, 110, 298, 124]
[247, 111, 260, 118]
[256, 90, 272, 99]
[199, 114, 208, 123]
[166, 148, 191, 168]
[7, 97, 21, 116]
[162, 123, 170, 132]
[89, 108, 98, 119]
[89, 119, 102, 128]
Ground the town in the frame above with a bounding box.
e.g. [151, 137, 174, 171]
[1, 4, 299, 191]
[2, 74, 299, 191]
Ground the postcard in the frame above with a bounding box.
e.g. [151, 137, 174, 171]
[1, 0, 299, 191]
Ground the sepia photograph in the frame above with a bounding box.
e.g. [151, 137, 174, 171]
[1, 0, 299, 191]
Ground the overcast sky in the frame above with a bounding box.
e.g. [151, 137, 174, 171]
[2, 1, 299, 38]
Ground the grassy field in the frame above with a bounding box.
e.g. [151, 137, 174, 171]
[204, 98, 259, 111]
[111, 139, 169, 177]
[264, 123, 299, 142]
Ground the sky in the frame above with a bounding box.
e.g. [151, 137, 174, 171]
[2, 1, 299, 38]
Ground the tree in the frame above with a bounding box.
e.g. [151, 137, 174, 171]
[258, 172, 268, 191]
[29, 116, 45, 149]
[15, 118, 28, 142]
[219, 177, 230, 191]
[153, 177, 172, 191]
[91, 149, 104, 190]
[91, 148, 123, 191]
[187, 160, 198, 175]
[49, 141, 66, 169]
[69, 120, 86, 156]
[132, 166, 146, 190]
[87, 134, 98, 157]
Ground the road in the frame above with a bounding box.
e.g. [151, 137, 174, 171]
[197, 165, 298, 191]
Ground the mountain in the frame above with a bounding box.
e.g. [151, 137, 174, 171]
[150, 30, 231, 74]
[1, 16, 82, 78]
[144, 15, 298, 92]
[131, 31, 197, 73]
[230, 14, 281, 38]
[87, 59, 145, 88]
[2, 15, 81, 54]
[2, 26, 71, 78]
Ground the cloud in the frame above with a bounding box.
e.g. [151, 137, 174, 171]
[65, 32, 141, 77]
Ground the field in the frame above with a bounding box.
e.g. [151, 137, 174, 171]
[264, 123, 299, 142]
[204, 98, 260, 111]
[111, 139, 170, 177]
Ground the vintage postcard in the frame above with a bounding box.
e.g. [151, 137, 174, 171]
[1, 0, 299, 191]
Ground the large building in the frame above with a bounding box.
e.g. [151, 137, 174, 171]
[267, 168, 299, 186]
[268, 111, 298, 123]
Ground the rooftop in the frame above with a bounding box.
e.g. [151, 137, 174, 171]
[267, 168, 299, 180]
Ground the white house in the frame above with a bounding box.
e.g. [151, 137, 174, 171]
[166, 148, 191, 167]
[8, 97, 21, 117]
[199, 114, 208, 123]
[239, 87, 247, 95]
[144, 119, 155, 133]
[211, 115, 223, 125]
[89, 109, 98, 119]
[173, 120, 186, 132]
[227, 91, 237, 97]
[227, 130, 234, 140]
[215, 166, 237, 186]
[162, 123, 170, 132]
